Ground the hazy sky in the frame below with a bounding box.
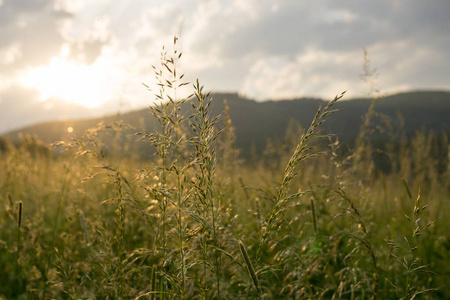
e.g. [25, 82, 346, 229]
[1, 0, 449, 133]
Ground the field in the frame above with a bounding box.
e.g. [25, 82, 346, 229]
[1, 51, 449, 299]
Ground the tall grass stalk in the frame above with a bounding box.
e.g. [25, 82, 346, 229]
[385, 186, 437, 299]
[189, 79, 222, 299]
[79, 210, 89, 244]
[14, 200, 22, 296]
[43, 161, 72, 299]
[239, 240, 262, 297]
[336, 188, 379, 299]
[262, 91, 345, 245]
[310, 198, 318, 235]
[141, 36, 192, 299]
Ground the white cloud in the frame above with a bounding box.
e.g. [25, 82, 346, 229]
[241, 48, 363, 100]
[53, 0, 89, 14]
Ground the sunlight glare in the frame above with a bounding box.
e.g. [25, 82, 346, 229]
[21, 57, 118, 108]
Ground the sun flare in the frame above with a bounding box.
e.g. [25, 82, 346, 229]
[21, 57, 117, 108]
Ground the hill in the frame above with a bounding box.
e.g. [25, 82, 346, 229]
[2, 90, 450, 158]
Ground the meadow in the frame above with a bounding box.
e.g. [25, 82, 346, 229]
[1, 45, 449, 299]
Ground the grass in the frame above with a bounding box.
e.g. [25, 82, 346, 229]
[0, 40, 449, 299]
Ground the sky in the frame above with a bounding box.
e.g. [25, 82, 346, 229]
[1, 0, 449, 133]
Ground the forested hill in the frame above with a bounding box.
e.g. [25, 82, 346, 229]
[2, 91, 450, 157]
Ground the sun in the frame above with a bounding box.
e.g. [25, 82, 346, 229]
[21, 57, 117, 108]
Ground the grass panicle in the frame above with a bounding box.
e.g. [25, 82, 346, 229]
[239, 240, 262, 297]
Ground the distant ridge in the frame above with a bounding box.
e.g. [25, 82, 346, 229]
[2, 91, 450, 157]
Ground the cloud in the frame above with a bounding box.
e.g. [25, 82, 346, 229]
[62, 37, 110, 64]
[0, 0, 71, 74]
[373, 40, 450, 93]
[240, 48, 362, 100]
[0, 0, 116, 76]
[177, 0, 450, 99]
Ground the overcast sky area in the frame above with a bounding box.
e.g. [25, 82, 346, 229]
[1, 0, 449, 133]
